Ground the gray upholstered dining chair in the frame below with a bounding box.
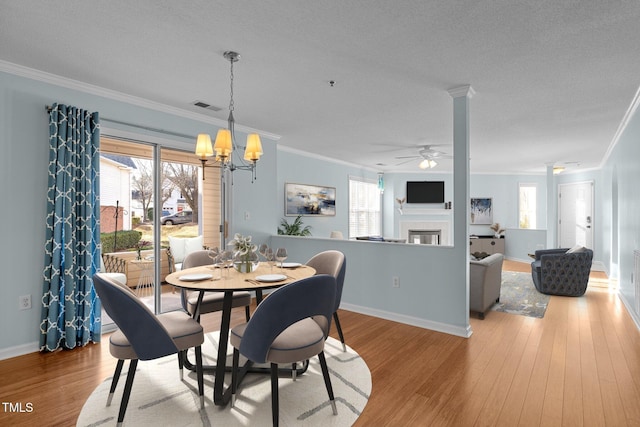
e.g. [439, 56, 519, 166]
[93, 273, 204, 427]
[305, 250, 347, 351]
[229, 274, 338, 427]
[180, 250, 252, 321]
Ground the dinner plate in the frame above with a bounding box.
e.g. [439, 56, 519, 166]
[255, 274, 287, 282]
[179, 273, 213, 282]
[281, 262, 302, 268]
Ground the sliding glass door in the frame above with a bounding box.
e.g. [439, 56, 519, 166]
[99, 136, 222, 328]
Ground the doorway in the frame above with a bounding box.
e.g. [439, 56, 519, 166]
[558, 181, 594, 249]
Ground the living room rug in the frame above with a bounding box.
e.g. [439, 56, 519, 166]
[76, 332, 371, 426]
[491, 271, 550, 318]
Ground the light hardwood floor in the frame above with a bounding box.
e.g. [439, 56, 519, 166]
[1, 262, 639, 426]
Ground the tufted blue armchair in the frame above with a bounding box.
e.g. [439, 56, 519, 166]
[531, 247, 593, 296]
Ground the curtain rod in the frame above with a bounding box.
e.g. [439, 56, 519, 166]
[45, 105, 196, 140]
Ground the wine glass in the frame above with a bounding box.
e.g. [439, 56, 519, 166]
[265, 248, 276, 273]
[275, 247, 288, 270]
[258, 243, 269, 259]
[207, 248, 221, 279]
[207, 247, 219, 268]
[220, 250, 234, 278]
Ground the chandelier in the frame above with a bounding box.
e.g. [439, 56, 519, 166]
[195, 51, 263, 181]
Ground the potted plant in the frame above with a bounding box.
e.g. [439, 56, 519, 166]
[277, 215, 312, 236]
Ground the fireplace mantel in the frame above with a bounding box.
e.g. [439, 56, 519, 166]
[400, 208, 451, 215]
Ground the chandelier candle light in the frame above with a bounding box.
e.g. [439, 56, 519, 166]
[195, 51, 263, 181]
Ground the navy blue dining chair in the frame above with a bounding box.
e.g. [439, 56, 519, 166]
[229, 274, 338, 426]
[93, 273, 205, 426]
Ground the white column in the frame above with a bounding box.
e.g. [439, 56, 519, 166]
[545, 163, 556, 248]
[448, 85, 475, 324]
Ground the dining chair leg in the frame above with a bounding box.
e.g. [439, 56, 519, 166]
[245, 305, 250, 321]
[291, 362, 297, 381]
[231, 348, 240, 407]
[318, 352, 338, 415]
[107, 359, 125, 406]
[333, 312, 346, 352]
[177, 350, 185, 380]
[271, 363, 280, 427]
[195, 345, 204, 409]
[117, 359, 138, 426]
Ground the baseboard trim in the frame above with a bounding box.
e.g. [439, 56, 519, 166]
[340, 303, 472, 338]
[0, 341, 39, 361]
[618, 292, 640, 332]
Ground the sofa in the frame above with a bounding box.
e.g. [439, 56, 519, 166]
[531, 246, 593, 296]
[469, 253, 504, 319]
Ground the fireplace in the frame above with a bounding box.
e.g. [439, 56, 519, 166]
[400, 220, 451, 246]
[408, 229, 441, 245]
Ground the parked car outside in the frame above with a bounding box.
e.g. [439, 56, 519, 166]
[160, 211, 193, 225]
[162, 210, 171, 217]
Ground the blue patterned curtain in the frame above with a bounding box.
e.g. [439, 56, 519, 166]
[40, 103, 101, 351]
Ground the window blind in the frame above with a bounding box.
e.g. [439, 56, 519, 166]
[348, 177, 381, 238]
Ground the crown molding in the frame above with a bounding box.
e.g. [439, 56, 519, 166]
[601, 84, 640, 168]
[0, 60, 281, 141]
[447, 85, 475, 99]
[277, 144, 379, 173]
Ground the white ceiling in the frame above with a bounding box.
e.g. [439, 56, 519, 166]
[2, 0, 640, 174]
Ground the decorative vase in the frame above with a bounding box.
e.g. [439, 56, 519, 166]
[234, 252, 259, 273]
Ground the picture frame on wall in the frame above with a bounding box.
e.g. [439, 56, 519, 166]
[285, 182, 336, 216]
[471, 197, 492, 224]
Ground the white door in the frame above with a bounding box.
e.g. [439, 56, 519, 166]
[558, 181, 594, 249]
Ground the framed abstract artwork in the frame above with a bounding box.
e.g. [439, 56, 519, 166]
[470, 197, 492, 224]
[285, 183, 336, 216]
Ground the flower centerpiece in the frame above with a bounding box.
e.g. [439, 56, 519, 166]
[228, 233, 259, 273]
[489, 223, 505, 238]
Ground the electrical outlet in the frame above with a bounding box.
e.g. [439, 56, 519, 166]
[19, 294, 32, 310]
[392, 276, 400, 288]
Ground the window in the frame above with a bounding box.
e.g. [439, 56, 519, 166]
[519, 183, 537, 229]
[349, 177, 381, 238]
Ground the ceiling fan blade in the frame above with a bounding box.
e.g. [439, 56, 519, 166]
[395, 158, 418, 166]
[394, 155, 420, 159]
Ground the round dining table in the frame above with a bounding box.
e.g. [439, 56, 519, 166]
[165, 262, 316, 406]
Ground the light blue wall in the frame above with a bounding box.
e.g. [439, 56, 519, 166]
[599, 98, 640, 325]
[2, 68, 637, 358]
[273, 149, 379, 239]
[0, 70, 279, 356]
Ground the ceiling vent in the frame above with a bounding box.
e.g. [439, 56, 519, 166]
[192, 100, 223, 112]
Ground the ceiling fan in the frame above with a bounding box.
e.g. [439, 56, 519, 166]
[394, 145, 452, 169]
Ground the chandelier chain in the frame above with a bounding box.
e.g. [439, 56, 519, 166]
[229, 59, 235, 113]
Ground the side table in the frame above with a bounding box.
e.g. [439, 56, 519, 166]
[130, 258, 155, 297]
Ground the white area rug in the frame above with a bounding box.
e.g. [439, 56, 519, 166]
[77, 332, 371, 426]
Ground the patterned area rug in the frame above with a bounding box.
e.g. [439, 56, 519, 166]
[491, 271, 551, 318]
[77, 332, 371, 426]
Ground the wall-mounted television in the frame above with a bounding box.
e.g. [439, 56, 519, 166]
[406, 181, 445, 204]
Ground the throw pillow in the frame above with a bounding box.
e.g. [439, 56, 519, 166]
[184, 235, 204, 258]
[169, 235, 204, 263]
[566, 244, 586, 254]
